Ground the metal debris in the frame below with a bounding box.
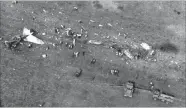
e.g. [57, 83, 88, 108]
[24, 35, 44, 45]
[42, 32, 46, 35]
[54, 27, 60, 34]
[124, 81, 134, 98]
[12, 0, 18, 4]
[110, 69, 119, 76]
[116, 51, 124, 57]
[75, 68, 82, 77]
[72, 38, 76, 46]
[0, 37, 3, 41]
[152, 89, 174, 104]
[4, 35, 23, 50]
[90, 58, 96, 64]
[76, 33, 82, 38]
[140, 42, 152, 50]
[123, 49, 134, 59]
[42, 54, 47, 58]
[66, 43, 73, 49]
[60, 25, 65, 29]
[73, 52, 79, 58]
[66, 28, 74, 36]
[87, 40, 102, 45]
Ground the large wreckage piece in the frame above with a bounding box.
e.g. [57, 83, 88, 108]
[23, 27, 44, 45]
[152, 89, 174, 104]
[124, 81, 135, 98]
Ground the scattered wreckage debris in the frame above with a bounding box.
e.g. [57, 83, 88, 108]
[4, 35, 25, 51]
[65, 42, 74, 49]
[109, 42, 157, 61]
[4, 27, 45, 51]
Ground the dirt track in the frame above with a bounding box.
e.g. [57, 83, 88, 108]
[0, 1, 185, 107]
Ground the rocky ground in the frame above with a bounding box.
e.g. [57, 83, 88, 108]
[0, 1, 185, 107]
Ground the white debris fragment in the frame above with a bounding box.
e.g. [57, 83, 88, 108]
[23, 27, 33, 36]
[72, 38, 76, 46]
[23, 27, 44, 45]
[42, 33, 46, 35]
[73, 52, 79, 57]
[87, 40, 102, 45]
[42, 54, 47, 58]
[140, 42, 152, 50]
[24, 35, 44, 45]
[12, 0, 18, 4]
[124, 49, 134, 59]
[107, 23, 112, 26]
[99, 24, 103, 27]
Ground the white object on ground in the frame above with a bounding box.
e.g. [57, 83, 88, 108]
[42, 54, 47, 58]
[140, 42, 152, 50]
[24, 35, 44, 44]
[42, 33, 46, 35]
[72, 38, 76, 46]
[124, 49, 134, 59]
[23, 27, 44, 44]
[88, 40, 102, 45]
[23, 27, 33, 36]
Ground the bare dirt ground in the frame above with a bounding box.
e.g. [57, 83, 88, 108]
[0, 1, 185, 107]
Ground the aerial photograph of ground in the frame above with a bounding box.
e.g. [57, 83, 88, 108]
[0, 1, 185, 107]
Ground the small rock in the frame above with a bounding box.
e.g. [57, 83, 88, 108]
[75, 68, 82, 77]
[168, 85, 170, 87]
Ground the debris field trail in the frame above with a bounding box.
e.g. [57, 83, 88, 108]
[0, 1, 185, 107]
